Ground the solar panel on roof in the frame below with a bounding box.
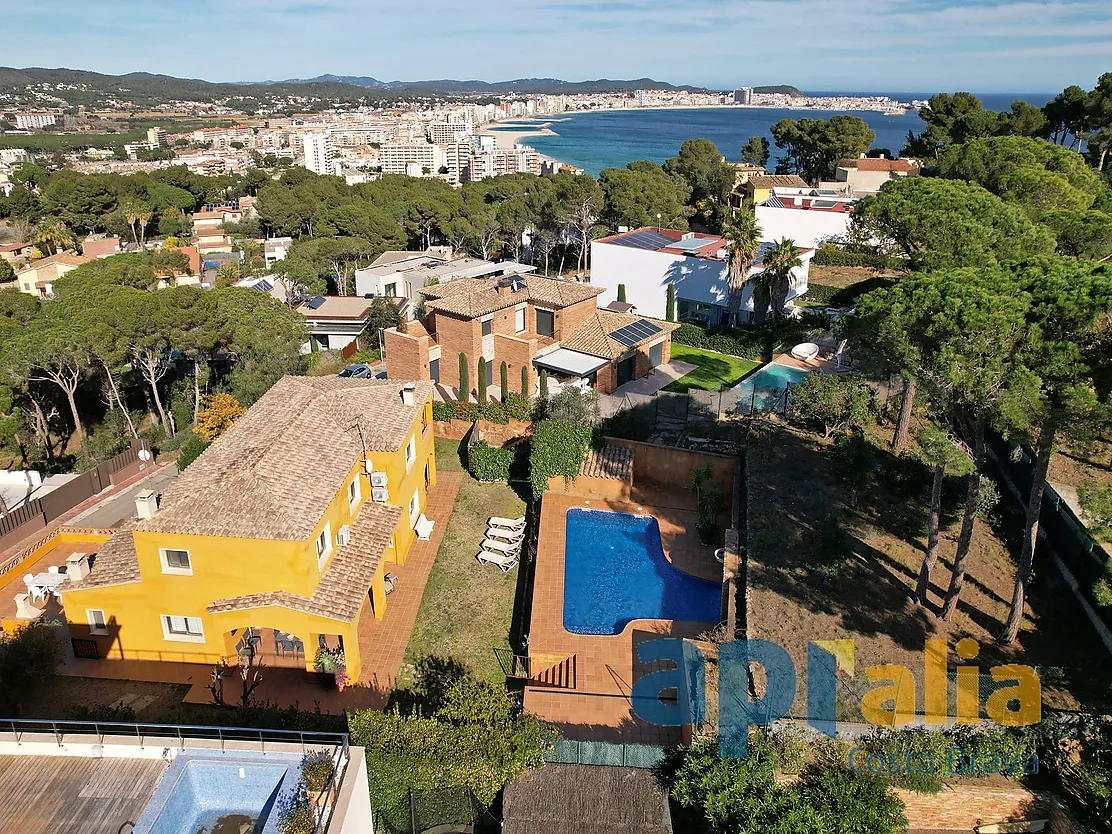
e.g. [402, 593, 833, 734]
[609, 229, 675, 251]
[305, 295, 326, 310]
[254, 279, 274, 292]
[609, 320, 663, 347]
[813, 200, 837, 209]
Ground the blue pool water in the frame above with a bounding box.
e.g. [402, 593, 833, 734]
[735, 363, 811, 413]
[563, 508, 722, 635]
[133, 751, 303, 834]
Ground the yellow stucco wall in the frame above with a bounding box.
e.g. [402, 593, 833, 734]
[60, 395, 437, 681]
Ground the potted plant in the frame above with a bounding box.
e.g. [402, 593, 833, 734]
[689, 464, 726, 546]
[313, 645, 340, 688]
[300, 752, 336, 807]
[276, 787, 316, 834]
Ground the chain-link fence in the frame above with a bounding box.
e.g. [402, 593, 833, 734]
[381, 786, 500, 834]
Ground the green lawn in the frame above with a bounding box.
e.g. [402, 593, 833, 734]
[663, 344, 761, 392]
[397, 436, 526, 686]
[305, 348, 381, 377]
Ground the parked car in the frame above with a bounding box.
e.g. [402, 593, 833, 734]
[338, 363, 373, 379]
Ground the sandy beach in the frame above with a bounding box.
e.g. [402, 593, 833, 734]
[475, 122, 557, 149]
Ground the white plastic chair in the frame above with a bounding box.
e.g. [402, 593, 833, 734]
[476, 549, 518, 572]
[415, 513, 435, 541]
[23, 574, 45, 604]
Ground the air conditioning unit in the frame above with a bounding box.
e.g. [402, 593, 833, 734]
[364, 459, 374, 475]
[336, 524, 351, 546]
[370, 471, 388, 488]
[372, 487, 389, 503]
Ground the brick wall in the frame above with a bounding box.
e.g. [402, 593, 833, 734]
[894, 785, 1059, 831]
[554, 298, 597, 340]
[607, 438, 735, 506]
[494, 333, 538, 395]
[547, 473, 632, 501]
[433, 313, 481, 392]
[595, 361, 616, 394]
[384, 327, 431, 382]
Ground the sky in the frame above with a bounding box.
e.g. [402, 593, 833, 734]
[0, 0, 1109, 93]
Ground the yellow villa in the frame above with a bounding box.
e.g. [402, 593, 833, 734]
[56, 375, 437, 683]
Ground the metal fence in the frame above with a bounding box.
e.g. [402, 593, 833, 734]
[545, 739, 666, 769]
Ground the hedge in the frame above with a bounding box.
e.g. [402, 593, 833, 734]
[805, 277, 895, 308]
[470, 441, 515, 482]
[529, 419, 593, 500]
[673, 321, 810, 361]
[813, 244, 904, 270]
[434, 395, 532, 424]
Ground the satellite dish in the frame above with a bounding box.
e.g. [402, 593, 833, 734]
[138, 449, 152, 462]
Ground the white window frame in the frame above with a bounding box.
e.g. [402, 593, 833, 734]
[405, 436, 417, 472]
[316, 522, 333, 570]
[348, 476, 361, 512]
[87, 609, 108, 636]
[409, 489, 421, 529]
[161, 614, 205, 643]
[159, 547, 193, 576]
[515, 306, 526, 333]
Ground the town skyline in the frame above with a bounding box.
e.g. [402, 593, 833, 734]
[2, 0, 1108, 93]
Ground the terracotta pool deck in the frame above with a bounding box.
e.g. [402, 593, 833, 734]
[525, 489, 722, 745]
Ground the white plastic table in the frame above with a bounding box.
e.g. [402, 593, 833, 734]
[29, 572, 68, 597]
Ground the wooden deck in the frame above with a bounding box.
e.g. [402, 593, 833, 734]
[0, 754, 165, 833]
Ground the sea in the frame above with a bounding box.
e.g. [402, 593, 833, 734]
[512, 91, 1054, 175]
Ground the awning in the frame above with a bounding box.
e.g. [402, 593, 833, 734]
[533, 348, 609, 377]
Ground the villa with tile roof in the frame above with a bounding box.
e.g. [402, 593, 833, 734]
[384, 273, 677, 396]
[57, 376, 437, 682]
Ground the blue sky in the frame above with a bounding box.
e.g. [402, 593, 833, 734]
[1, 0, 1108, 92]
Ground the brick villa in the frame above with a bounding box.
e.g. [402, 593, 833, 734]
[384, 273, 678, 396]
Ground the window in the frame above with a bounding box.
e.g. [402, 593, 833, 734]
[87, 609, 108, 636]
[161, 614, 205, 642]
[405, 436, 417, 472]
[409, 489, 421, 528]
[348, 477, 361, 510]
[515, 306, 526, 333]
[385, 282, 397, 297]
[316, 522, 332, 569]
[481, 317, 493, 336]
[536, 308, 554, 337]
[159, 548, 192, 575]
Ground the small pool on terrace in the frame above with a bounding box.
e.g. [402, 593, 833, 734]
[563, 508, 721, 635]
[133, 751, 304, 834]
[735, 363, 810, 412]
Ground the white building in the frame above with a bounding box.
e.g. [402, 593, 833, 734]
[264, 236, 293, 267]
[755, 189, 855, 248]
[354, 250, 534, 313]
[589, 227, 813, 326]
[14, 112, 56, 130]
[0, 148, 30, 164]
[302, 132, 338, 176]
[379, 141, 442, 177]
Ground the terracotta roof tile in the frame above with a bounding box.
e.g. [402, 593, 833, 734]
[140, 376, 432, 541]
[65, 525, 140, 589]
[560, 311, 678, 360]
[579, 446, 634, 481]
[422, 275, 602, 318]
[838, 157, 919, 172]
[747, 175, 808, 189]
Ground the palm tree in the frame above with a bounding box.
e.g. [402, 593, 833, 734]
[765, 238, 804, 319]
[722, 209, 762, 326]
[118, 196, 143, 246]
[34, 218, 74, 256]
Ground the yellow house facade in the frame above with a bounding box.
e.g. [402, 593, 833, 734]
[59, 376, 437, 683]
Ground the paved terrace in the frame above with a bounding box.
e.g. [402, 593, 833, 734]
[525, 488, 722, 745]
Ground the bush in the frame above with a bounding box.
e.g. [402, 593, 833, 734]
[479, 400, 507, 424]
[503, 392, 531, 422]
[599, 404, 654, 441]
[469, 441, 515, 482]
[176, 435, 210, 471]
[1079, 482, 1112, 542]
[450, 400, 479, 422]
[673, 320, 810, 361]
[0, 622, 64, 714]
[66, 703, 138, 722]
[300, 752, 336, 792]
[529, 419, 593, 500]
[538, 387, 599, 425]
[431, 401, 453, 422]
[788, 372, 876, 438]
[276, 789, 316, 834]
[813, 243, 901, 269]
[796, 766, 908, 833]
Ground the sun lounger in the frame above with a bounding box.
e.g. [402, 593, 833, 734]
[488, 516, 525, 530]
[482, 537, 521, 555]
[477, 549, 518, 571]
[415, 513, 435, 541]
[487, 525, 525, 544]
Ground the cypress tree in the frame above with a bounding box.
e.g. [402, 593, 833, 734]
[458, 353, 469, 401]
[500, 361, 509, 402]
[539, 368, 548, 398]
[617, 284, 627, 303]
[477, 357, 488, 404]
[521, 365, 529, 396]
[666, 284, 676, 322]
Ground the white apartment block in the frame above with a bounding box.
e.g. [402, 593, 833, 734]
[427, 122, 473, 144]
[14, 112, 56, 129]
[379, 141, 442, 177]
[302, 132, 338, 176]
[468, 147, 541, 180]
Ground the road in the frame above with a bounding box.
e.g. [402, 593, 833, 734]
[68, 464, 180, 528]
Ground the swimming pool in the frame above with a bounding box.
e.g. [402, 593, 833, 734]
[735, 363, 811, 413]
[563, 508, 722, 635]
[133, 751, 303, 834]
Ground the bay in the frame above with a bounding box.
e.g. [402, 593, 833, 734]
[521, 92, 1053, 175]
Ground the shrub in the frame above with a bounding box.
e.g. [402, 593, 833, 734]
[195, 393, 245, 441]
[176, 435, 210, 471]
[450, 400, 479, 422]
[300, 752, 336, 792]
[276, 788, 316, 834]
[539, 387, 599, 425]
[787, 372, 876, 438]
[1079, 482, 1112, 542]
[503, 392, 531, 422]
[796, 766, 908, 834]
[599, 404, 654, 441]
[479, 400, 507, 424]
[673, 320, 809, 361]
[529, 419, 593, 500]
[0, 622, 64, 714]
[431, 401, 453, 422]
[470, 441, 515, 482]
[812, 243, 901, 269]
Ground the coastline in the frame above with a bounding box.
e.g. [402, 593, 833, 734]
[475, 122, 557, 149]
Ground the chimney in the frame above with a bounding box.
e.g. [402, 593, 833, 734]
[135, 489, 158, 520]
[65, 551, 90, 581]
[496, 282, 511, 296]
[400, 383, 416, 407]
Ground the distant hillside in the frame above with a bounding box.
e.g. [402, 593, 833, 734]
[753, 85, 805, 97]
[283, 75, 711, 95]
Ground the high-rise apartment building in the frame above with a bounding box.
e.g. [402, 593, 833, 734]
[733, 87, 754, 105]
[14, 112, 56, 130]
[302, 132, 338, 176]
[379, 141, 443, 177]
